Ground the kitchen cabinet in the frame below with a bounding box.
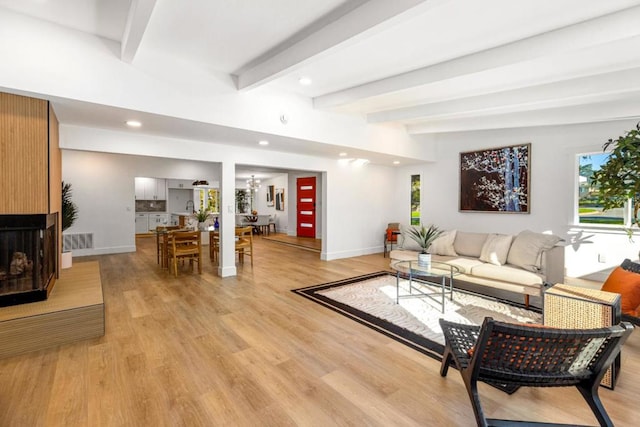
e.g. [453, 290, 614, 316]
[135, 177, 166, 200]
[167, 179, 193, 189]
[149, 214, 169, 228]
[135, 214, 149, 234]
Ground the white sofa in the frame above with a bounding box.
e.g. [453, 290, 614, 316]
[389, 229, 565, 306]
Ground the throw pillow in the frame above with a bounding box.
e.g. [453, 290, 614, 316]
[601, 266, 640, 316]
[429, 230, 458, 256]
[399, 225, 422, 252]
[506, 230, 562, 272]
[479, 234, 513, 266]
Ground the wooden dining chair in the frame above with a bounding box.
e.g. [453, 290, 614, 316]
[209, 230, 219, 263]
[156, 225, 180, 266]
[167, 231, 201, 277]
[235, 226, 253, 266]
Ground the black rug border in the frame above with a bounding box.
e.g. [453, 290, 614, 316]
[292, 271, 542, 363]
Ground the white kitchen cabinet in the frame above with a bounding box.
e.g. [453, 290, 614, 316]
[167, 179, 194, 189]
[149, 214, 169, 228]
[154, 179, 166, 200]
[135, 177, 167, 200]
[135, 214, 149, 234]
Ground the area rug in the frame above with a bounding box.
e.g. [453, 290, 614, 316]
[292, 271, 541, 361]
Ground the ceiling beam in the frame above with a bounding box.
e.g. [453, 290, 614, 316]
[405, 95, 640, 134]
[121, 0, 157, 63]
[234, 0, 436, 91]
[367, 66, 640, 123]
[314, 4, 640, 110]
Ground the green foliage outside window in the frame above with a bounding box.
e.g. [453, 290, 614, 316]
[410, 174, 420, 225]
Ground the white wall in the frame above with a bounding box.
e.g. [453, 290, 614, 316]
[60, 126, 399, 261]
[62, 150, 221, 255]
[167, 188, 193, 213]
[404, 119, 640, 279]
[254, 174, 288, 233]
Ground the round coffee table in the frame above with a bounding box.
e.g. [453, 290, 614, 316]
[391, 260, 460, 313]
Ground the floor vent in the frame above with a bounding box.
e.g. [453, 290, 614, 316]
[63, 233, 94, 251]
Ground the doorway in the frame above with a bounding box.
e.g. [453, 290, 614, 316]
[296, 176, 316, 238]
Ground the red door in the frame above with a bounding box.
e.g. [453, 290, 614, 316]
[296, 177, 316, 238]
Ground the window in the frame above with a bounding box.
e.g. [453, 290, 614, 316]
[577, 153, 627, 225]
[411, 174, 420, 225]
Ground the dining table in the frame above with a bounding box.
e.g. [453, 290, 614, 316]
[152, 226, 191, 268]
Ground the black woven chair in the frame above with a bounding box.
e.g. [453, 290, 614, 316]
[439, 317, 634, 427]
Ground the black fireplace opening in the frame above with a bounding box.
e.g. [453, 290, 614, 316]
[0, 214, 57, 307]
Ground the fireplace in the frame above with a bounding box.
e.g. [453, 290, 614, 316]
[0, 214, 57, 307]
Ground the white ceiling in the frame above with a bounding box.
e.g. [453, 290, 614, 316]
[2, 0, 640, 164]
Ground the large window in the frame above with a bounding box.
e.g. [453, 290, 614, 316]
[578, 153, 626, 225]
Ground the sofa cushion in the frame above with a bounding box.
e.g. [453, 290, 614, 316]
[506, 230, 562, 272]
[433, 255, 485, 274]
[429, 230, 458, 256]
[453, 232, 488, 258]
[389, 249, 419, 262]
[470, 263, 544, 286]
[398, 225, 422, 251]
[479, 234, 513, 266]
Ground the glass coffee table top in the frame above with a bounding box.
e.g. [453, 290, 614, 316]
[390, 260, 460, 313]
[391, 260, 460, 278]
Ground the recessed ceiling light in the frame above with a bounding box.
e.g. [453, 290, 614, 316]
[126, 120, 141, 128]
[299, 77, 312, 86]
[393, 160, 400, 165]
[339, 152, 347, 157]
[258, 140, 269, 146]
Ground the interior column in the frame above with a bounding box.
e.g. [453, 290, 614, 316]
[218, 161, 237, 277]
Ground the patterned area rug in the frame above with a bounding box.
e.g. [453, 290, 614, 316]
[293, 271, 541, 361]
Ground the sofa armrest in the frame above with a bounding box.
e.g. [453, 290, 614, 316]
[541, 245, 565, 285]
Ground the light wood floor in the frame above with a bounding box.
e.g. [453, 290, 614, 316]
[0, 236, 639, 426]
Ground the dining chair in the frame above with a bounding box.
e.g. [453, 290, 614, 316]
[235, 226, 253, 266]
[268, 214, 277, 234]
[209, 230, 219, 263]
[167, 230, 201, 277]
[156, 225, 180, 266]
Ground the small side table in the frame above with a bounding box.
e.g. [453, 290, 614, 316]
[543, 284, 621, 389]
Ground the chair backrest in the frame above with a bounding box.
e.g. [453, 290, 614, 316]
[171, 231, 200, 253]
[235, 226, 253, 250]
[469, 317, 633, 386]
[621, 258, 640, 273]
[386, 222, 400, 242]
[235, 226, 253, 238]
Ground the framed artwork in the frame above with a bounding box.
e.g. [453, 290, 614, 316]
[460, 143, 530, 213]
[275, 188, 285, 211]
[266, 185, 274, 207]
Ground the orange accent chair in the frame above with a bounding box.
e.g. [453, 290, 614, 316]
[383, 222, 400, 258]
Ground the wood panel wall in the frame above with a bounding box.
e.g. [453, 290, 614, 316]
[48, 104, 62, 274]
[0, 92, 50, 214]
[48, 104, 61, 215]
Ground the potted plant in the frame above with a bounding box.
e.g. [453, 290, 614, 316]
[591, 122, 640, 241]
[61, 181, 78, 268]
[193, 208, 210, 230]
[406, 224, 442, 268]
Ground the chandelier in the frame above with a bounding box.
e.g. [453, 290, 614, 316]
[246, 175, 261, 192]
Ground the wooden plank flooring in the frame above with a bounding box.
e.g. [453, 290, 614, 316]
[0, 236, 638, 426]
